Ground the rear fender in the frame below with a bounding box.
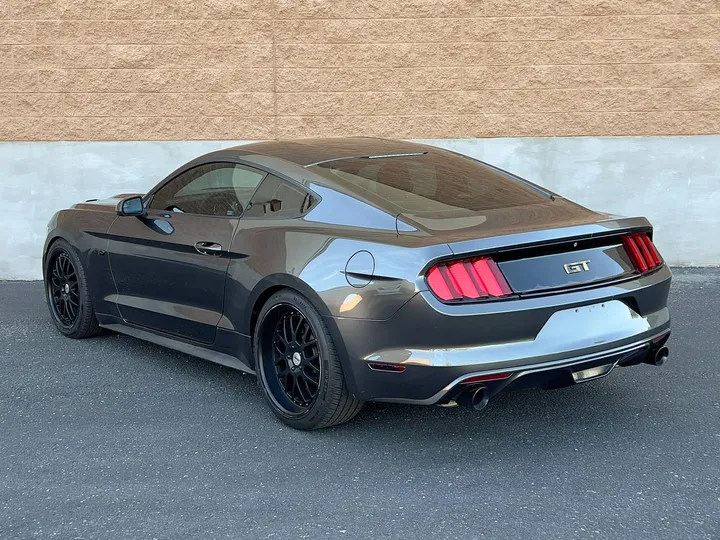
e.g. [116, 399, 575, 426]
[241, 274, 363, 397]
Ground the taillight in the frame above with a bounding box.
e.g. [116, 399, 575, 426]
[426, 257, 512, 302]
[623, 232, 663, 273]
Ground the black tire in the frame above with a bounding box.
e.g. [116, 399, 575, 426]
[44, 238, 102, 339]
[253, 289, 363, 430]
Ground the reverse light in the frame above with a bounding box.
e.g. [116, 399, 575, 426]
[426, 257, 512, 302]
[623, 232, 663, 273]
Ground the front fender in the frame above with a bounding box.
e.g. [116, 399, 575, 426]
[42, 209, 118, 315]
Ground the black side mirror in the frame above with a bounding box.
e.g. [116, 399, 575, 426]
[117, 196, 145, 217]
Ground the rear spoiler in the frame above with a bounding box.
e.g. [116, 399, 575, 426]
[444, 216, 653, 257]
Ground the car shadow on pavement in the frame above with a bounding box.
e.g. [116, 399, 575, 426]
[95, 328, 670, 460]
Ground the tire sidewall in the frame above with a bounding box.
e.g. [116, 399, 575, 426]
[254, 290, 337, 429]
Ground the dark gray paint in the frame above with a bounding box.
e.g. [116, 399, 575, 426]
[107, 211, 239, 343]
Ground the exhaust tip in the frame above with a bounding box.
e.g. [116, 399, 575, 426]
[653, 346, 669, 366]
[471, 386, 489, 411]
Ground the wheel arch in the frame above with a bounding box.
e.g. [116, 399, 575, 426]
[245, 274, 361, 398]
[42, 231, 74, 279]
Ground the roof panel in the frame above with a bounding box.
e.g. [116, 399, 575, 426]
[229, 138, 429, 166]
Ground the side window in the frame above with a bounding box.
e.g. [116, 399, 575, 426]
[244, 175, 316, 219]
[150, 163, 266, 217]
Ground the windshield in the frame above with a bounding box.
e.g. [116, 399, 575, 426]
[308, 151, 551, 214]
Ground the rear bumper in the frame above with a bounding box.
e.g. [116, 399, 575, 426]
[392, 330, 670, 405]
[330, 265, 672, 403]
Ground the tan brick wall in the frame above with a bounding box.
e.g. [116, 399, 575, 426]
[0, 0, 719, 140]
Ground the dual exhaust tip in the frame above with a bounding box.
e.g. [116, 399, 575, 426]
[648, 346, 669, 367]
[456, 385, 490, 411]
[470, 386, 489, 411]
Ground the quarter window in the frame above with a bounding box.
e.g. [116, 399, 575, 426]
[244, 175, 316, 219]
[150, 163, 266, 217]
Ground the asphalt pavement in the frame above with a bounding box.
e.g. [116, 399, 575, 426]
[0, 269, 718, 540]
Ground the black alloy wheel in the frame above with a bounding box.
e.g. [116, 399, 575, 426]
[44, 239, 102, 339]
[254, 289, 363, 430]
[271, 308, 321, 409]
[48, 252, 80, 328]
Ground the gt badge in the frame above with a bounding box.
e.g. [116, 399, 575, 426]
[564, 260, 591, 274]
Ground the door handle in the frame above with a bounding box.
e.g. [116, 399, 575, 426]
[194, 241, 223, 255]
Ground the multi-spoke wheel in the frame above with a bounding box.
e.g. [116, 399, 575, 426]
[48, 252, 79, 328]
[271, 309, 322, 409]
[254, 289, 363, 430]
[44, 239, 101, 338]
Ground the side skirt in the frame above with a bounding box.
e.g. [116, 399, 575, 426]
[98, 316, 255, 375]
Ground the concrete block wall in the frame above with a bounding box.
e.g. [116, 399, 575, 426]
[0, 0, 719, 139]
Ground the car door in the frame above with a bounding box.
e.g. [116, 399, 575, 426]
[107, 162, 267, 344]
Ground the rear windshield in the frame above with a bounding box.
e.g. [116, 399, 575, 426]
[308, 151, 550, 214]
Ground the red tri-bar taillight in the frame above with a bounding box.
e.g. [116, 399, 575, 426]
[623, 232, 663, 273]
[426, 257, 512, 302]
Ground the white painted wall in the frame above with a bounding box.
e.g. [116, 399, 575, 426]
[0, 141, 253, 280]
[0, 136, 718, 280]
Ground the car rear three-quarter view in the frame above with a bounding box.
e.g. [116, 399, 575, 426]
[42, 138, 671, 430]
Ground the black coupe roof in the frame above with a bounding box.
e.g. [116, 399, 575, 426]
[231, 138, 430, 167]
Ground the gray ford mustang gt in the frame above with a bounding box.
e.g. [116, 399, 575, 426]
[43, 138, 671, 430]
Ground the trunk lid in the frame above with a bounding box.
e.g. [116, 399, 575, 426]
[398, 202, 653, 295]
[495, 242, 635, 294]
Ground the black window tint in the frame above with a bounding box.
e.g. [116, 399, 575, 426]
[150, 163, 266, 217]
[308, 151, 549, 213]
[245, 175, 316, 219]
